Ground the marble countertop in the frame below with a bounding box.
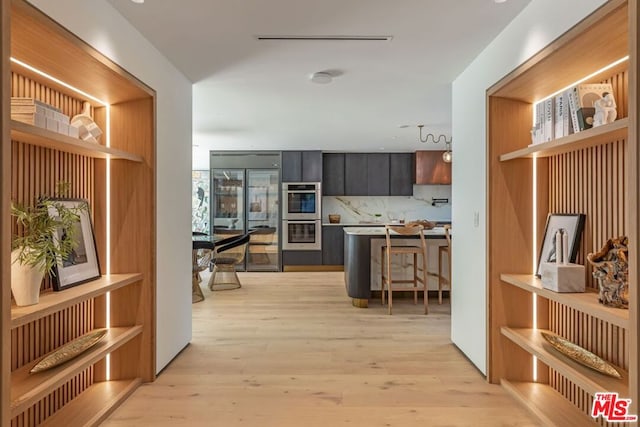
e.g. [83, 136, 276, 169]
[323, 221, 451, 227]
[343, 226, 448, 236]
[322, 222, 384, 226]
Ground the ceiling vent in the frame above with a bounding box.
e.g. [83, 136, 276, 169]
[255, 35, 392, 41]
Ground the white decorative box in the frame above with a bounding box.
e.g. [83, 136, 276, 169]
[68, 126, 80, 138]
[45, 116, 58, 132]
[540, 262, 585, 293]
[34, 112, 46, 129]
[57, 122, 69, 136]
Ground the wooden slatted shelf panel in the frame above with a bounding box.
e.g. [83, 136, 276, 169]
[501, 327, 628, 396]
[10, 120, 143, 162]
[499, 118, 628, 161]
[40, 378, 142, 427]
[500, 274, 629, 329]
[501, 380, 598, 427]
[11, 273, 143, 329]
[10, 325, 142, 417]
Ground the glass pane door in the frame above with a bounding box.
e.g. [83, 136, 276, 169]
[212, 169, 245, 236]
[247, 169, 279, 271]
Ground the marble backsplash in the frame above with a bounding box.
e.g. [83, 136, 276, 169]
[322, 185, 451, 224]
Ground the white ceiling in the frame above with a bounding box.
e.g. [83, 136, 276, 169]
[109, 0, 530, 169]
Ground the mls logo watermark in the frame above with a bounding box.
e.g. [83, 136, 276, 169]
[591, 392, 638, 423]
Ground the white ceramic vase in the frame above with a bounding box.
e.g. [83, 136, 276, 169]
[11, 249, 44, 306]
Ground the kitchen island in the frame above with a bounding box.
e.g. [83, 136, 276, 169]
[343, 226, 449, 307]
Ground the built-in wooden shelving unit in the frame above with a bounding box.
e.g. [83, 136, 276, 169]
[10, 120, 144, 162]
[500, 274, 629, 328]
[501, 380, 598, 427]
[1, 1, 156, 425]
[501, 327, 628, 396]
[487, 0, 637, 425]
[11, 273, 142, 328]
[39, 379, 142, 427]
[10, 326, 142, 417]
[499, 118, 628, 161]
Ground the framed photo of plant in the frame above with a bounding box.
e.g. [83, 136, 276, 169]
[48, 199, 101, 290]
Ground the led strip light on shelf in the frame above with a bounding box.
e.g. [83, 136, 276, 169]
[11, 57, 113, 380]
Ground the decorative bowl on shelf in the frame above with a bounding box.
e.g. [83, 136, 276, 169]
[328, 214, 341, 224]
[30, 329, 107, 373]
[406, 219, 436, 230]
[541, 331, 621, 379]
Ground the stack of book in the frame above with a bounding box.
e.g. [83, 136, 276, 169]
[530, 83, 615, 146]
[10, 97, 78, 138]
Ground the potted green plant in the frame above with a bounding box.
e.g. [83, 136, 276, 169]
[11, 183, 87, 306]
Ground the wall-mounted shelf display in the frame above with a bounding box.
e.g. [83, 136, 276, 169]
[501, 327, 628, 396]
[501, 380, 598, 427]
[11, 326, 143, 417]
[10, 120, 144, 162]
[11, 273, 143, 328]
[487, 0, 637, 425]
[500, 274, 629, 328]
[1, 1, 156, 426]
[499, 117, 628, 161]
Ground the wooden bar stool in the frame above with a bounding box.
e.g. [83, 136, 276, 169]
[437, 225, 452, 304]
[380, 224, 428, 315]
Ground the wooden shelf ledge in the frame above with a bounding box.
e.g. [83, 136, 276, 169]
[11, 325, 143, 417]
[11, 120, 144, 162]
[501, 327, 628, 396]
[500, 274, 629, 329]
[501, 380, 598, 427]
[40, 378, 142, 426]
[499, 118, 628, 161]
[11, 273, 143, 329]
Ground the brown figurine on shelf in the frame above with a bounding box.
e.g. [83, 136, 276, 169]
[587, 236, 629, 309]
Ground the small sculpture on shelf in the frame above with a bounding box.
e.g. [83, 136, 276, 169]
[70, 101, 103, 144]
[587, 236, 628, 309]
[592, 92, 617, 127]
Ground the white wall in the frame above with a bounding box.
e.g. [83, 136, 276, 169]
[29, 0, 193, 374]
[451, 0, 606, 374]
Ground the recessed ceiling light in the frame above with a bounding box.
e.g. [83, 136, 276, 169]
[131, 0, 144, 4]
[398, 124, 410, 128]
[310, 72, 332, 84]
[494, 0, 507, 3]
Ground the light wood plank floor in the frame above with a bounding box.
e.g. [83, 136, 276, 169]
[104, 272, 539, 427]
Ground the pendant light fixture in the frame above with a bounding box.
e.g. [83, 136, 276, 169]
[418, 125, 452, 163]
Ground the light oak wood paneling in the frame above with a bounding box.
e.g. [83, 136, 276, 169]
[487, 3, 636, 424]
[9, 0, 152, 104]
[4, 1, 156, 425]
[548, 140, 627, 289]
[626, 0, 639, 412]
[2, 1, 13, 425]
[489, 0, 628, 103]
[99, 98, 155, 382]
[501, 380, 597, 427]
[487, 97, 540, 383]
[13, 369, 93, 427]
[10, 75, 98, 423]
